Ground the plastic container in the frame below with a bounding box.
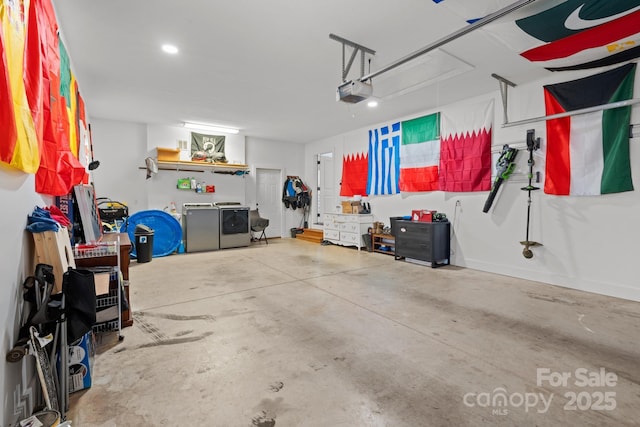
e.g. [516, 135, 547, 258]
[134, 224, 154, 263]
[123, 210, 182, 258]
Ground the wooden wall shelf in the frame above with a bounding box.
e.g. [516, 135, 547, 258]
[139, 160, 249, 174]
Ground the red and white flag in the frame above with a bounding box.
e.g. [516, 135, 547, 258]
[439, 100, 493, 192]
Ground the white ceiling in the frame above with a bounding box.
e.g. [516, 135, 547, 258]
[51, 0, 552, 144]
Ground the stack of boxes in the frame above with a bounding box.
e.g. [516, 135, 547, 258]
[341, 200, 364, 214]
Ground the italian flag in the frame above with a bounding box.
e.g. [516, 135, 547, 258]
[544, 63, 635, 196]
[399, 113, 440, 192]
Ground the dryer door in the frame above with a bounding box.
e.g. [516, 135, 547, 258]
[221, 209, 249, 235]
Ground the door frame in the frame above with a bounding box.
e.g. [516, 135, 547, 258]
[254, 166, 284, 238]
[316, 151, 335, 226]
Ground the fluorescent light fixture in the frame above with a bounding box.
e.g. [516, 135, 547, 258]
[162, 44, 179, 54]
[183, 122, 239, 134]
[367, 100, 379, 108]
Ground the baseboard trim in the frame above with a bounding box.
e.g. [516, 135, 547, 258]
[457, 258, 640, 302]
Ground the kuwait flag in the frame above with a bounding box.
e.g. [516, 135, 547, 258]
[544, 63, 635, 196]
[399, 113, 440, 192]
[439, 100, 493, 192]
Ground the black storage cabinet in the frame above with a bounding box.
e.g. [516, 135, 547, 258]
[393, 220, 450, 268]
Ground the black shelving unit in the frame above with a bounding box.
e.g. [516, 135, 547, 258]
[393, 220, 450, 268]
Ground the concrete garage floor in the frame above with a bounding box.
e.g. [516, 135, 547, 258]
[68, 238, 639, 426]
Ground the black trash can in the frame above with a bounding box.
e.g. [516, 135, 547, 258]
[362, 233, 372, 252]
[134, 224, 154, 263]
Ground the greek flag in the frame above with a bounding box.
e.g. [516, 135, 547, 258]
[366, 122, 401, 195]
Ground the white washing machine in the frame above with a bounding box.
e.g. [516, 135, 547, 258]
[182, 203, 220, 252]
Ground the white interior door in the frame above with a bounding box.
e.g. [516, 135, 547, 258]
[317, 152, 335, 225]
[256, 168, 282, 238]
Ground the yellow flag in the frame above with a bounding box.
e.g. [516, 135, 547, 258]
[1, 0, 40, 173]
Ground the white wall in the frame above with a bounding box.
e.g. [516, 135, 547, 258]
[90, 119, 148, 212]
[245, 137, 306, 236]
[0, 168, 52, 425]
[144, 125, 247, 212]
[90, 122, 309, 238]
[90, 122, 249, 215]
[304, 71, 640, 302]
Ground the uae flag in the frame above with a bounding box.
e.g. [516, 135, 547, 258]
[439, 100, 493, 192]
[399, 113, 440, 192]
[544, 63, 635, 196]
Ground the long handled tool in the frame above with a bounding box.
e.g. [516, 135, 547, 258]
[520, 129, 542, 258]
[483, 144, 518, 213]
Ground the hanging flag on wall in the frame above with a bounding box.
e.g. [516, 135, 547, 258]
[485, 0, 640, 71]
[399, 113, 441, 192]
[35, 16, 86, 195]
[1, 0, 88, 194]
[24, 0, 44, 147]
[367, 122, 401, 195]
[0, 20, 18, 163]
[439, 100, 493, 192]
[544, 63, 636, 196]
[0, 0, 40, 173]
[340, 152, 369, 197]
[434, 0, 640, 71]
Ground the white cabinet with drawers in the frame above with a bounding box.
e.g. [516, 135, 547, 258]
[323, 213, 373, 250]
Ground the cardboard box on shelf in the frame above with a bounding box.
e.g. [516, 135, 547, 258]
[156, 147, 180, 162]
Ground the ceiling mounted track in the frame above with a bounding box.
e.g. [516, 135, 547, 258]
[492, 73, 517, 123]
[358, 0, 539, 83]
[329, 33, 376, 82]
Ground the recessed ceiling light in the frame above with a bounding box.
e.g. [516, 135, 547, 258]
[162, 44, 179, 54]
[367, 100, 379, 108]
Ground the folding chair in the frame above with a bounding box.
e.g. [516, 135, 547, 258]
[249, 209, 269, 244]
